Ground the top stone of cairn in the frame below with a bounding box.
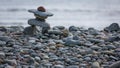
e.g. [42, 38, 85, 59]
[28, 6, 53, 18]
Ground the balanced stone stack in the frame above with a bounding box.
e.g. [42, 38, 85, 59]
[23, 6, 53, 35]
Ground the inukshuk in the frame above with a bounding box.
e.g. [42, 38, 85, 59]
[23, 6, 53, 35]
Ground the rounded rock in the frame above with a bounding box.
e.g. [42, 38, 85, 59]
[91, 62, 100, 68]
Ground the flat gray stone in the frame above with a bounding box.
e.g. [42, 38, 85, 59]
[90, 45, 101, 50]
[48, 30, 63, 35]
[54, 65, 64, 68]
[28, 9, 53, 17]
[28, 19, 50, 29]
[0, 36, 12, 42]
[105, 45, 116, 49]
[67, 65, 79, 68]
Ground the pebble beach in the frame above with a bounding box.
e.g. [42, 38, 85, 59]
[0, 23, 119, 68]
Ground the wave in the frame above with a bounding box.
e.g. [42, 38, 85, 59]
[0, 8, 27, 12]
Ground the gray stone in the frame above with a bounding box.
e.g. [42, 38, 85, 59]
[48, 30, 63, 35]
[0, 52, 5, 58]
[54, 40, 64, 44]
[88, 28, 100, 35]
[87, 38, 104, 43]
[5, 59, 17, 66]
[5, 65, 15, 68]
[104, 23, 120, 32]
[43, 63, 52, 68]
[109, 61, 120, 68]
[105, 45, 116, 49]
[28, 19, 50, 28]
[106, 36, 120, 42]
[67, 65, 79, 68]
[64, 39, 82, 46]
[84, 57, 91, 61]
[90, 46, 101, 50]
[7, 26, 24, 32]
[35, 56, 41, 62]
[0, 27, 7, 32]
[42, 54, 49, 59]
[109, 56, 118, 60]
[69, 26, 79, 32]
[84, 42, 93, 47]
[28, 9, 53, 17]
[28, 19, 50, 34]
[53, 26, 65, 30]
[91, 62, 100, 68]
[54, 65, 64, 68]
[80, 64, 87, 67]
[23, 26, 37, 35]
[73, 35, 80, 40]
[0, 41, 6, 46]
[115, 48, 120, 52]
[0, 36, 12, 42]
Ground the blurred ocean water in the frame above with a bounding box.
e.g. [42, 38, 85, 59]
[0, 0, 120, 29]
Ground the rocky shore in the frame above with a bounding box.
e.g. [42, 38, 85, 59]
[0, 23, 120, 68]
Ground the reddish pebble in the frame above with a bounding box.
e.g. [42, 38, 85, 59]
[37, 6, 46, 12]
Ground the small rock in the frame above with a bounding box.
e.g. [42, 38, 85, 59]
[35, 56, 41, 62]
[0, 52, 5, 58]
[91, 61, 100, 68]
[109, 61, 120, 68]
[80, 64, 87, 67]
[115, 48, 120, 52]
[88, 28, 100, 35]
[84, 57, 91, 61]
[61, 29, 69, 37]
[42, 54, 49, 59]
[0, 41, 6, 46]
[0, 27, 7, 32]
[53, 26, 65, 30]
[67, 65, 79, 68]
[87, 38, 104, 43]
[73, 35, 80, 40]
[104, 23, 120, 32]
[48, 30, 62, 35]
[84, 42, 93, 47]
[0, 36, 12, 42]
[0, 58, 4, 64]
[5, 65, 15, 68]
[109, 56, 118, 60]
[5, 59, 17, 66]
[106, 36, 120, 42]
[43, 63, 52, 68]
[23, 26, 37, 35]
[56, 44, 64, 47]
[105, 45, 116, 49]
[54, 65, 64, 68]
[69, 26, 79, 32]
[64, 39, 82, 46]
[90, 45, 101, 50]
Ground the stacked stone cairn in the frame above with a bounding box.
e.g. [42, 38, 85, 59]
[23, 6, 53, 35]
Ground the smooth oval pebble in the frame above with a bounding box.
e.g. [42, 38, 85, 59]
[91, 62, 100, 68]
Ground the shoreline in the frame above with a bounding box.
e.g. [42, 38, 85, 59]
[0, 23, 120, 68]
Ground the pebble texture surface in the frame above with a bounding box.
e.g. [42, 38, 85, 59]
[0, 23, 120, 68]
